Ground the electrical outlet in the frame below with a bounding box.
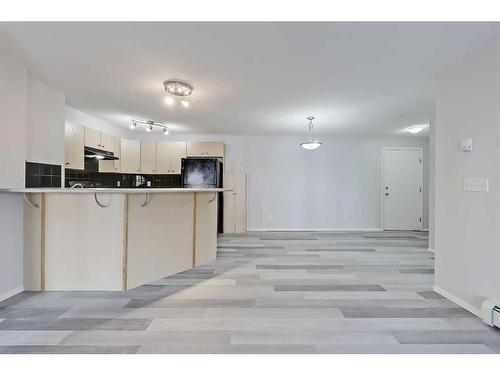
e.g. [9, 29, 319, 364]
[463, 178, 489, 192]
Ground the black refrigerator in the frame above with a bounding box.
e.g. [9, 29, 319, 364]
[181, 158, 223, 232]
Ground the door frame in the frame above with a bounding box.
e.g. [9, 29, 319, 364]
[381, 147, 424, 231]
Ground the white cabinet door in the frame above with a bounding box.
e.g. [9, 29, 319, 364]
[223, 173, 246, 233]
[98, 160, 114, 173]
[156, 142, 170, 174]
[141, 141, 157, 174]
[100, 132, 114, 152]
[64, 123, 84, 170]
[157, 142, 186, 174]
[120, 139, 141, 174]
[187, 141, 224, 157]
[170, 141, 186, 174]
[99, 136, 120, 173]
[84, 127, 101, 149]
[112, 136, 121, 173]
[186, 142, 206, 157]
[204, 142, 224, 157]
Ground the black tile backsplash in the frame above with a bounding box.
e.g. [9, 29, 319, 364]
[25, 162, 62, 188]
[65, 168, 182, 189]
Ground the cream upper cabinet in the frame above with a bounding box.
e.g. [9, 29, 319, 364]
[157, 141, 186, 174]
[187, 142, 224, 157]
[64, 123, 84, 170]
[120, 139, 141, 174]
[99, 132, 114, 152]
[84, 127, 101, 149]
[112, 137, 121, 173]
[204, 142, 224, 157]
[140, 141, 157, 174]
[85, 127, 114, 152]
[98, 136, 121, 173]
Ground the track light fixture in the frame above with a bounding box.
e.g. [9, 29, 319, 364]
[130, 119, 170, 134]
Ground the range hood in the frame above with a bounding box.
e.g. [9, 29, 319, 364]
[84, 146, 119, 160]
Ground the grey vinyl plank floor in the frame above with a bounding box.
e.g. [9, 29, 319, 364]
[0, 230, 498, 354]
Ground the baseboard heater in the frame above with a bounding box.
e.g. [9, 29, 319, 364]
[481, 300, 500, 328]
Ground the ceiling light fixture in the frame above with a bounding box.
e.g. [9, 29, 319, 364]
[130, 119, 169, 135]
[300, 116, 322, 151]
[165, 96, 174, 106]
[164, 79, 193, 109]
[406, 124, 429, 134]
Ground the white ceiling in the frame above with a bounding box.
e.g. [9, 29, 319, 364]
[1, 22, 499, 136]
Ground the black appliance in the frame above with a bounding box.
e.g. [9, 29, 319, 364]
[84, 146, 119, 161]
[181, 158, 223, 232]
[181, 158, 223, 188]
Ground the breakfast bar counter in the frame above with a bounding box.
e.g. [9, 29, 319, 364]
[6, 188, 228, 291]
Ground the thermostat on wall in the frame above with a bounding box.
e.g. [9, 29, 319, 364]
[460, 138, 473, 152]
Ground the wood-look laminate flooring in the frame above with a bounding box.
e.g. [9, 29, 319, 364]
[0, 231, 499, 354]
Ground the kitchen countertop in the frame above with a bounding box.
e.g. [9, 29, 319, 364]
[2, 188, 231, 194]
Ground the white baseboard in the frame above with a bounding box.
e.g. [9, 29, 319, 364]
[0, 286, 23, 303]
[246, 228, 383, 232]
[427, 247, 435, 253]
[433, 285, 482, 317]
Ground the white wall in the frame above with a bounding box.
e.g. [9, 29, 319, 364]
[428, 112, 436, 250]
[143, 133, 430, 231]
[223, 135, 429, 231]
[0, 193, 24, 301]
[0, 55, 27, 301]
[26, 77, 65, 166]
[0, 55, 27, 189]
[434, 35, 500, 314]
[66, 106, 131, 139]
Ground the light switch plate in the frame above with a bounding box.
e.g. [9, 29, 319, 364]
[460, 138, 473, 152]
[464, 178, 489, 192]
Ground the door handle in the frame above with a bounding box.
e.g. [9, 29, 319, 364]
[385, 193, 389, 196]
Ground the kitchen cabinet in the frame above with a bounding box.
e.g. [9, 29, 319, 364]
[84, 127, 114, 152]
[157, 141, 186, 174]
[120, 139, 141, 174]
[64, 123, 84, 170]
[99, 136, 121, 173]
[112, 136, 121, 173]
[84, 127, 101, 149]
[100, 132, 114, 152]
[187, 142, 224, 157]
[140, 141, 157, 174]
[223, 173, 247, 233]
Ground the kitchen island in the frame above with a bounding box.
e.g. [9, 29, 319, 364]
[6, 188, 228, 291]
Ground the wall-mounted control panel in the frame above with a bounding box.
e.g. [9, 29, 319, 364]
[463, 178, 489, 192]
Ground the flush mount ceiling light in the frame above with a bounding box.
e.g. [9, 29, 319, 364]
[300, 116, 322, 151]
[130, 119, 169, 135]
[405, 124, 429, 134]
[164, 79, 193, 108]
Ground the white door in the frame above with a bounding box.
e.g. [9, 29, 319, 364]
[223, 173, 247, 233]
[383, 148, 423, 230]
